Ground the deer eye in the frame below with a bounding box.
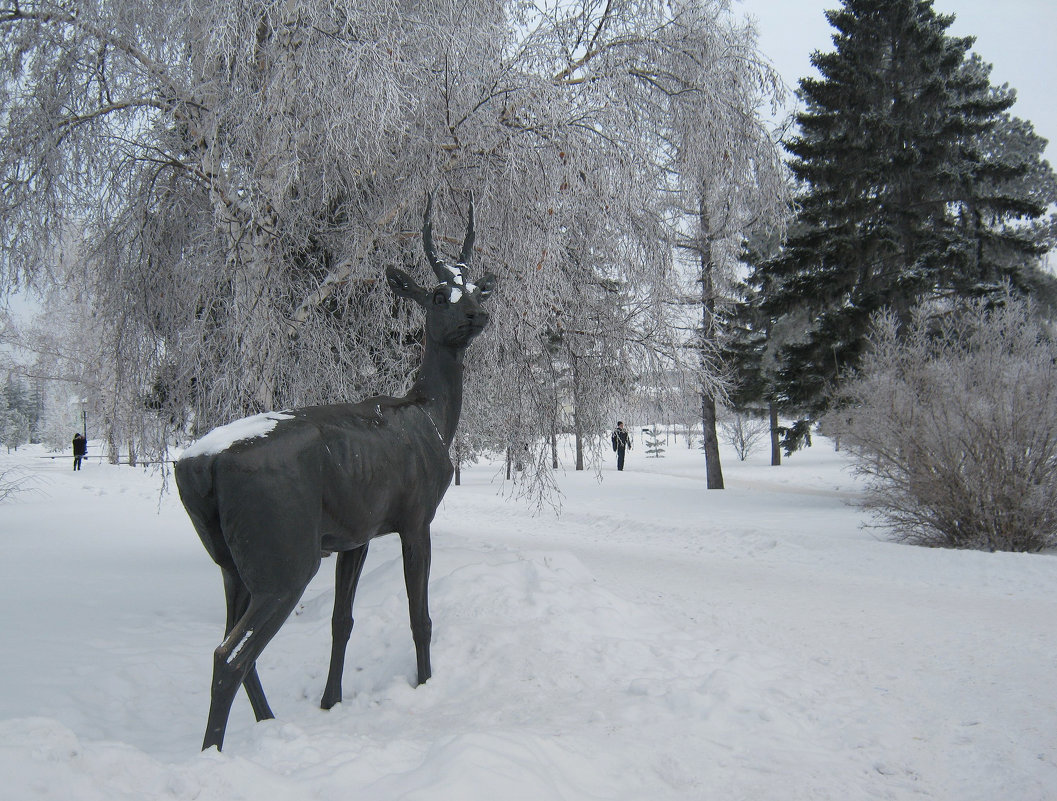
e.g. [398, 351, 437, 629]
[433, 289, 449, 306]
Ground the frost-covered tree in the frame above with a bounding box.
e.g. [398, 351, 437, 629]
[658, 0, 790, 488]
[0, 372, 43, 448]
[1, 0, 787, 481]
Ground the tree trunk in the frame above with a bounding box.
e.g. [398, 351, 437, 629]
[550, 431, 559, 470]
[106, 423, 119, 466]
[571, 351, 585, 471]
[769, 402, 781, 466]
[698, 199, 724, 489]
[453, 442, 461, 486]
[701, 394, 724, 488]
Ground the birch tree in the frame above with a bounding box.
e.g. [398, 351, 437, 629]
[659, 1, 789, 488]
[2, 0, 786, 481]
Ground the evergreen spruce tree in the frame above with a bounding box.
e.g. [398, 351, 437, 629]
[748, 0, 1056, 450]
[950, 55, 1057, 298]
[726, 233, 797, 464]
[643, 427, 666, 459]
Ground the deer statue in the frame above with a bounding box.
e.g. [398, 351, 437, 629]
[175, 195, 496, 751]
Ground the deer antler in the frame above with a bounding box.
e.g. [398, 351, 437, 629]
[423, 192, 476, 284]
[422, 193, 448, 283]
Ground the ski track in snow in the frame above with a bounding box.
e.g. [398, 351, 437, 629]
[1, 436, 1055, 800]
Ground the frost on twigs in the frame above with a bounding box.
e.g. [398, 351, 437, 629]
[0, 0, 786, 503]
[827, 296, 1057, 552]
[0, 466, 35, 503]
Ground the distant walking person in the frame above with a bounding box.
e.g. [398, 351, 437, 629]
[72, 432, 87, 471]
[611, 421, 632, 471]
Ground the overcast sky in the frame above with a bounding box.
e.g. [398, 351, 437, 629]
[736, 0, 1057, 163]
[4, 2, 1055, 322]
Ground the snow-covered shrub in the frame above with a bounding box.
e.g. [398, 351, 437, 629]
[0, 466, 33, 502]
[720, 412, 769, 461]
[829, 298, 1057, 552]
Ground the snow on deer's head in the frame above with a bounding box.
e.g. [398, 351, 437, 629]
[386, 193, 498, 348]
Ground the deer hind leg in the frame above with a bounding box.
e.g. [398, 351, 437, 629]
[221, 568, 273, 722]
[400, 527, 433, 685]
[202, 590, 303, 752]
[321, 544, 370, 710]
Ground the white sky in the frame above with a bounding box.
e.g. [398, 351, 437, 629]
[736, 0, 1057, 163]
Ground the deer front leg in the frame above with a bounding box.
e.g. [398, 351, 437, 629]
[321, 544, 370, 709]
[400, 527, 432, 685]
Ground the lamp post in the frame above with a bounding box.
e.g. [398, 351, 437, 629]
[80, 397, 87, 441]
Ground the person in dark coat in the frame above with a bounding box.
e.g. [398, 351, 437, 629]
[611, 421, 632, 471]
[72, 432, 87, 470]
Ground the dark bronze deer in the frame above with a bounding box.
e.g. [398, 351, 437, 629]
[175, 196, 496, 751]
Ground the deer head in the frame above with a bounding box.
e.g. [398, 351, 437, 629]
[386, 194, 498, 348]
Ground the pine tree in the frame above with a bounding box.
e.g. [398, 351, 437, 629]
[726, 233, 794, 464]
[643, 427, 666, 459]
[749, 0, 1056, 449]
[950, 55, 1057, 297]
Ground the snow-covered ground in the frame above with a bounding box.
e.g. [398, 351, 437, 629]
[1, 434, 1055, 800]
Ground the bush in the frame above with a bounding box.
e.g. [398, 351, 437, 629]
[829, 297, 1057, 552]
[719, 412, 769, 461]
[0, 466, 34, 502]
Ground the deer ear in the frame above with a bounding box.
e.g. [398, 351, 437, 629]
[387, 267, 429, 306]
[475, 272, 498, 300]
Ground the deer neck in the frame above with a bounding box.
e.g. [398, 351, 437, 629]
[410, 338, 465, 447]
